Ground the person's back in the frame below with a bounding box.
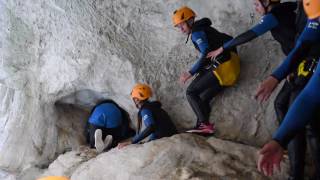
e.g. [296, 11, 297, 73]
[89, 103, 122, 128]
[138, 101, 177, 140]
[268, 2, 297, 54]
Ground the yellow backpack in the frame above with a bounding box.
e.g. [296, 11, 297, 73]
[213, 52, 240, 86]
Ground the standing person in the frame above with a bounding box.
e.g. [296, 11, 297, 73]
[207, 0, 318, 179]
[257, 0, 320, 178]
[172, 6, 240, 134]
[87, 99, 135, 153]
[117, 84, 177, 149]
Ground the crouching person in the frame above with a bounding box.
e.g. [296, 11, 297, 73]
[87, 99, 135, 153]
[118, 83, 177, 149]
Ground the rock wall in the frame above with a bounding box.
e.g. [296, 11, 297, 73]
[0, 0, 287, 176]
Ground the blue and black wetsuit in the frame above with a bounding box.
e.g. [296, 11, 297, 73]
[187, 18, 233, 126]
[272, 19, 320, 146]
[223, 2, 297, 56]
[274, 64, 320, 146]
[220, 2, 300, 135]
[272, 19, 320, 81]
[270, 17, 320, 179]
[87, 100, 135, 148]
[131, 101, 177, 144]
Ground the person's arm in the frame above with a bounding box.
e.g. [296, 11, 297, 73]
[189, 31, 209, 75]
[272, 19, 320, 81]
[223, 14, 279, 51]
[273, 65, 320, 147]
[131, 109, 155, 144]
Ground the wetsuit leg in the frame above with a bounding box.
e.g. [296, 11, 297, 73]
[88, 124, 105, 148]
[274, 81, 293, 123]
[106, 126, 123, 148]
[306, 117, 320, 180]
[186, 69, 223, 123]
[273, 64, 320, 148]
[286, 87, 307, 180]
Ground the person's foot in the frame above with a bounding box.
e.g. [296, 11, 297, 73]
[94, 129, 104, 153]
[103, 135, 113, 150]
[186, 122, 215, 134]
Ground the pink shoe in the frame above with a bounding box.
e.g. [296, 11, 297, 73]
[186, 122, 215, 134]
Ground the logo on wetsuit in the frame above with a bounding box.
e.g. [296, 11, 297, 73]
[308, 21, 320, 30]
[142, 114, 149, 121]
[196, 38, 203, 45]
[259, 18, 264, 25]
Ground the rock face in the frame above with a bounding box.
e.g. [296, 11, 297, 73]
[1, 0, 288, 177]
[37, 134, 288, 180]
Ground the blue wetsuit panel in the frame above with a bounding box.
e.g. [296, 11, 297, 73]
[89, 103, 122, 128]
[189, 31, 209, 75]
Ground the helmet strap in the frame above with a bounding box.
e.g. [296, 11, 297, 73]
[185, 18, 194, 44]
[185, 34, 190, 44]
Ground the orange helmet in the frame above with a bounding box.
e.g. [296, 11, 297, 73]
[37, 176, 70, 180]
[172, 6, 196, 26]
[303, 0, 320, 19]
[131, 83, 152, 101]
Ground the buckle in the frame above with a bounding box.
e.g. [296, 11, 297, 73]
[211, 56, 221, 69]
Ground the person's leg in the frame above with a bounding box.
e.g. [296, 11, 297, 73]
[287, 131, 306, 180]
[306, 117, 320, 180]
[106, 126, 123, 148]
[287, 87, 307, 180]
[186, 70, 222, 133]
[274, 81, 293, 123]
[200, 83, 224, 116]
[88, 123, 102, 148]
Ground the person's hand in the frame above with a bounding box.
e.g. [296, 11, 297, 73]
[206, 47, 224, 59]
[255, 76, 279, 102]
[179, 71, 192, 84]
[117, 141, 132, 149]
[257, 140, 284, 176]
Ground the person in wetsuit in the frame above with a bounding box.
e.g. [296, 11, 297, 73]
[117, 84, 177, 149]
[257, 0, 320, 178]
[87, 99, 135, 153]
[172, 6, 240, 134]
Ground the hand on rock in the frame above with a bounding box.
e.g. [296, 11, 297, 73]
[257, 140, 284, 176]
[255, 76, 279, 102]
[117, 141, 132, 149]
[179, 71, 192, 85]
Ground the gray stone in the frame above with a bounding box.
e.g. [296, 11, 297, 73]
[69, 134, 288, 180]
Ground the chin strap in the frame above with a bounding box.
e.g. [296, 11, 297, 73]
[185, 34, 190, 44]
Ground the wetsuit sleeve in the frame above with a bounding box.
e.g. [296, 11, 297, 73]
[131, 109, 155, 144]
[189, 31, 209, 75]
[223, 14, 278, 50]
[272, 64, 320, 148]
[272, 19, 320, 81]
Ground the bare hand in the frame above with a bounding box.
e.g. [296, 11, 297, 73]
[257, 140, 284, 176]
[255, 76, 279, 102]
[117, 141, 132, 149]
[179, 71, 192, 84]
[206, 47, 224, 59]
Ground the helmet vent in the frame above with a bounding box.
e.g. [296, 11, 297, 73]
[181, 13, 185, 20]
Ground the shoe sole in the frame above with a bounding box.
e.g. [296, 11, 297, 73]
[104, 135, 113, 150]
[94, 129, 104, 153]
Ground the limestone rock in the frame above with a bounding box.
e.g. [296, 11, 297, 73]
[69, 134, 288, 180]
